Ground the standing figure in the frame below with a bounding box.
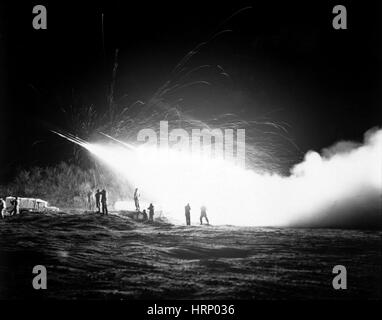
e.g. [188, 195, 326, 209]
[101, 189, 108, 215]
[11, 197, 20, 216]
[95, 189, 101, 213]
[185, 203, 191, 226]
[87, 190, 93, 211]
[148, 203, 154, 222]
[0, 198, 6, 219]
[200, 205, 209, 225]
[134, 188, 140, 211]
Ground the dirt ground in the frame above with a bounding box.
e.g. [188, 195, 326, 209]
[0, 211, 381, 299]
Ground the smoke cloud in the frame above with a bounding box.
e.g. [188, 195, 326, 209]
[59, 127, 382, 228]
[285, 127, 381, 228]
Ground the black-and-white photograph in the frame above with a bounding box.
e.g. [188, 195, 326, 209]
[0, 0, 381, 305]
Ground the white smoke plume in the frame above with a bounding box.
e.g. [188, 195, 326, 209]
[285, 127, 382, 228]
[125, 126, 382, 228]
[57, 127, 382, 228]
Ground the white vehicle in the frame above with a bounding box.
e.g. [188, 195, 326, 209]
[4, 196, 59, 216]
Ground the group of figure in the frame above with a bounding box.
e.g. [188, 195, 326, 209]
[185, 203, 209, 226]
[140, 203, 155, 222]
[0, 197, 20, 219]
[94, 189, 108, 215]
[134, 188, 155, 222]
[135, 188, 209, 225]
[86, 186, 209, 226]
[1, 189, 210, 226]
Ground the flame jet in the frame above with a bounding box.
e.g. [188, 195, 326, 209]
[52, 128, 382, 228]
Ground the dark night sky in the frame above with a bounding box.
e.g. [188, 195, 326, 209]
[0, 1, 381, 182]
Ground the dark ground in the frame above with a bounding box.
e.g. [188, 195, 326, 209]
[0, 211, 381, 299]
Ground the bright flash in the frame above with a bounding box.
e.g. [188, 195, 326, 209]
[54, 128, 382, 227]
